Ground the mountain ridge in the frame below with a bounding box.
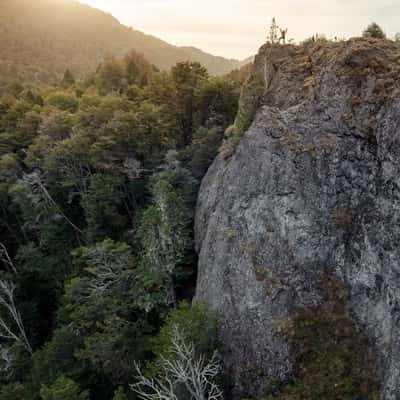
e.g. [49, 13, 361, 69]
[0, 0, 251, 85]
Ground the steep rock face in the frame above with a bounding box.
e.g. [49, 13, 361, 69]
[195, 38, 400, 399]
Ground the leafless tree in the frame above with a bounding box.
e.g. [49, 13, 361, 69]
[0, 344, 12, 377]
[162, 150, 181, 171]
[132, 367, 179, 400]
[0, 242, 18, 275]
[82, 242, 132, 296]
[131, 326, 222, 400]
[22, 171, 83, 236]
[124, 157, 146, 180]
[0, 280, 32, 354]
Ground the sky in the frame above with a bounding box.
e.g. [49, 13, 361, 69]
[78, 0, 400, 60]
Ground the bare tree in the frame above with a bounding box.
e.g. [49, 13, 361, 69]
[22, 171, 83, 236]
[0, 344, 12, 377]
[131, 326, 222, 400]
[77, 240, 133, 296]
[0, 242, 18, 275]
[132, 367, 179, 400]
[0, 280, 32, 354]
[124, 157, 146, 180]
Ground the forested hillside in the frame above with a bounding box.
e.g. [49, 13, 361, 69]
[0, 0, 247, 86]
[0, 51, 244, 399]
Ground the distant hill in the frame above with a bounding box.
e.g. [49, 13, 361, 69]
[0, 0, 250, 85]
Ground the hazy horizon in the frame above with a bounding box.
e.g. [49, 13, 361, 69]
[77, 0, 399, 59]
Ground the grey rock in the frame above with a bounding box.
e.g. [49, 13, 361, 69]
[195, 38, 400, 399]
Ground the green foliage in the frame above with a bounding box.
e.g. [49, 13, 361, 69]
[0, 100, 41, 153]
[15, 110, 42, 150]
[0, 383, 29, 400]
[4, 81, 24, 97]
[32, 327, 88, 387]
[61, 70, 75, 88]
[143, 302, 219, 399]
[0, 153, 19, 194]
[94, 53, 155, 96]
[151, 301, 218, 368]
[65, 240, 136, 325]
[138, 171, 194, 309]
[125, 85, 143, 102]
[39, 110, 73, 141]
[40, 376, 89, 400]
[196, 77, 240, 128]
[112, 387, 128, 400]
[21, 89, 44, 106]
[46, 93, 79, 113]
[81, 174, 127, 242]
[233, 74, 264, 142]
[180, 127, 224, 178]
[362, 23, 386, 39]
[172, 61, 209, 145]
[95, 57, 126, 95]
[268, 276, 379, 400]
[60, 240, 154, 384]
[3, 341, 33, 385]
[0, 52, 241, 399]
[124, 51, 155, 86]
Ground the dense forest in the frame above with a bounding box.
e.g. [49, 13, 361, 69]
[0, 50, 251, 399]
[2, 0, 397, 395]
[0, 0, 250, 87]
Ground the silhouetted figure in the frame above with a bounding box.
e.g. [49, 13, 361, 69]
[280, 28, 288, 44]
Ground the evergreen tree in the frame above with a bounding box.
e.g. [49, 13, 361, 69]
[61, 70, 75, 87]
[363, 22, 386, 39]
[0, 53, 239, 398]
[172, 62, 208, 145]
[40, 376, 89, 400]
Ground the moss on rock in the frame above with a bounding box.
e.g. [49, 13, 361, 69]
[267, 275, 380, 400]
[233, 75, 265, 143]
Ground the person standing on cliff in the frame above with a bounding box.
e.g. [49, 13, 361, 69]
[280, 28, 288, 44]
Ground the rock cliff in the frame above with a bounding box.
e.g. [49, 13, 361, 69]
[195, 38, 400, 399]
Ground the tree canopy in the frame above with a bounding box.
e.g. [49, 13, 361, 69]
[362, 22, 386, 39]
[0, 52, 241, 399]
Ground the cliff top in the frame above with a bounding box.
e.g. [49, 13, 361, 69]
[227, 37, 400, 151]
[255, 37, 400, 108]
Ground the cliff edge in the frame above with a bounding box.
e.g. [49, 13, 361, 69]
[195, 38, 400, 399]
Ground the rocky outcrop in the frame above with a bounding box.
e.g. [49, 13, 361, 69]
[195, 38, 400, 399]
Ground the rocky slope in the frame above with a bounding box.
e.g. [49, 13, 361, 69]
[195, 38, 400, 399]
